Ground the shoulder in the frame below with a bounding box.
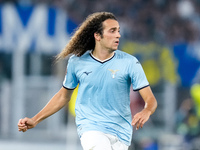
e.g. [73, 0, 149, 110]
[115, 50, 138, 63]
[69, 51, 90, 63]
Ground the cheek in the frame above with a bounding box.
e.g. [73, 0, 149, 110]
[104, 35, 114, 42]
[103, 33, 113, 39]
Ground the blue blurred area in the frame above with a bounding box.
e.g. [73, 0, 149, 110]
[66, 18, 78, 35]
[16, 4, 34, 27]
[0, 6, 2, 34]
[173, 43, 200, 87]
[47, 7, 56, 36]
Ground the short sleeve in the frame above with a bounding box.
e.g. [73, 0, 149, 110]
[129, 57, 149, 91]
[63, 56, 78, 89]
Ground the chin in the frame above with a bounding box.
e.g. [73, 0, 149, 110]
[110, 49, 117, 52]
[112, 47, 118, 50]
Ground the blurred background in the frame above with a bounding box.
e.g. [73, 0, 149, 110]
[0, 0, 200, 150]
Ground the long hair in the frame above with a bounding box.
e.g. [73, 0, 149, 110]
[56, 12, 117, 60]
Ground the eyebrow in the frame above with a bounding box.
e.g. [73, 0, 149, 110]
[109, 27, 120, 31]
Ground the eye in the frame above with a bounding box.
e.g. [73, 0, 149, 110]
[110, 29, 115, 33]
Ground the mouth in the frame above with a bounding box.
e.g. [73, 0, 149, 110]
[114, 41, 119, 44]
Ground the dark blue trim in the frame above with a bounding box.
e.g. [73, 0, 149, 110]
[62, 85, 76, 90]
[89, 52, 115, 64]
[133, 85, 149, 91]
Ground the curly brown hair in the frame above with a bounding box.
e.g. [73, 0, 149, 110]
[56, 12, 117, 60]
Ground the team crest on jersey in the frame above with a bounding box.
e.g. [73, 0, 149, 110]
[108, 69, 119, 78]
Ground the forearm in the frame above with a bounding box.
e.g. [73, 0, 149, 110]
[132, 87, 157, 129]
[18, 87, 73, 132]
[32, 88, 71, 125]
[144, 96, 157, 115]
[139, 86, 157, 115]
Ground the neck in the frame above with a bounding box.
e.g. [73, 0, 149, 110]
[92, 49, 115, 61]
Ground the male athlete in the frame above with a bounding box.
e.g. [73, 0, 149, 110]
[18, 12, 157, 150]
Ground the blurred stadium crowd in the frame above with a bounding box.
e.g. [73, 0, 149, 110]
[6, 0, 200, 43]
[0, 0, 200, 150]
[1, 0, 200, 43]
[64, 0, 200, 43]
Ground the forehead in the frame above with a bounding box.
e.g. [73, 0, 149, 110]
[102, 19, 120, 30]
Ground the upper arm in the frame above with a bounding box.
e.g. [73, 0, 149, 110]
[58, 87, 74, 103]
[138, 86, 157, 114]
[138, 86, 155, 102]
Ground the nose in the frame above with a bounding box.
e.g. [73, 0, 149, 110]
[117, 32, 121, 38]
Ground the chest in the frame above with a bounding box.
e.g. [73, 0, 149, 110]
[75, 60, 130, 87]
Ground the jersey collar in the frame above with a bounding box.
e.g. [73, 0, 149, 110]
[90, 51, 115, 64]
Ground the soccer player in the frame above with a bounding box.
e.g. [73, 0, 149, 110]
[18, 12, 157, 150]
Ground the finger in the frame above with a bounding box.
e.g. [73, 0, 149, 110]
[18, 126, 27, 131]
[18, 128, 25, 132]
[136, 122, 142, 130]
[18, 126, 27, 132]
[140, 118, 149, 128]
[136, 121, 141, 130]
[131, 116, 139, 126]
[22, 128, 27, 132]
[18, 119, 24, 126]
[18, 121, 25, 128]
[21, 117, 28, 124]
[137, 117, 149, 130]
[19, 128, 26, 132]
[131, 120, 137, 126]
[136, 118, 145, 130]
[18, 118, 28, 132]
[132, 118, 140, 126]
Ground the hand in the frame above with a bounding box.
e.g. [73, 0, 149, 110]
[131, 109, 151, 130]
[18, 117, 36, 132]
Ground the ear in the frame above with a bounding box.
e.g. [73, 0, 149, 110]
[94, 32, 101, 41]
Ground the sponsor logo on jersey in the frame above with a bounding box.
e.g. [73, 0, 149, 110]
[83, 71, 92, 75]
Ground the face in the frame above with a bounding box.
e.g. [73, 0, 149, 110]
[96, 19, 121, 51]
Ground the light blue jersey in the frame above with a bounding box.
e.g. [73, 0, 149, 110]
[63, 50, 149, 146]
